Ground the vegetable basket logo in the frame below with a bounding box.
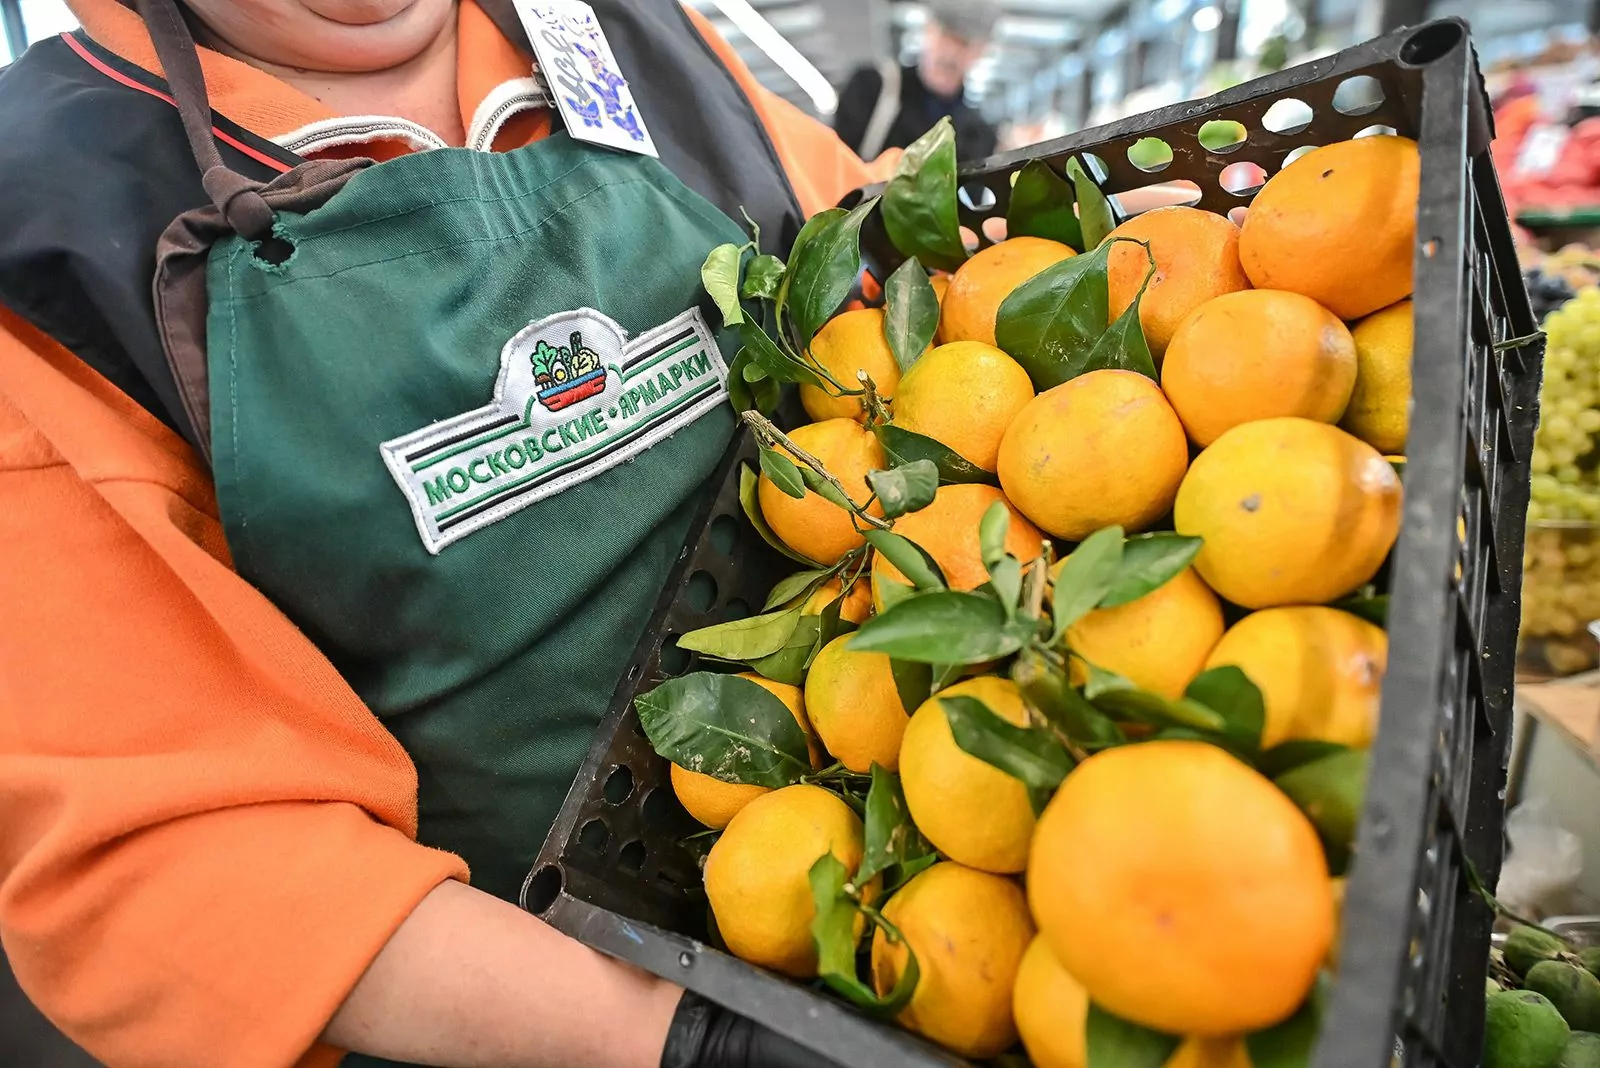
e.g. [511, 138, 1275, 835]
[381, 308, 727, 553]
[530, 331, 606, 410]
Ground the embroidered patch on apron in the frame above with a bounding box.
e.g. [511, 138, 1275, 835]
[382, 308, 727, 553]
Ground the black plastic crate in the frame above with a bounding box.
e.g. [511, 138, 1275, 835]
[522, 19, 1543, 1067]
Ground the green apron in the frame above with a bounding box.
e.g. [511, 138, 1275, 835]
[136, 0, 749, 908]
[204, 139, 742, 901]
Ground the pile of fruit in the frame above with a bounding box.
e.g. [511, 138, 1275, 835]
[1518, 243, 1600, 675]
[639, 119, 1420, 1064]
[1485, 925, 1600, 1068]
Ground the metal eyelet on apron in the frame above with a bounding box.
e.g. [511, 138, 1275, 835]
[141, 0, 745, 903]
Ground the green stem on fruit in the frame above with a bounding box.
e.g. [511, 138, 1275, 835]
[1022, 555, 1049, 623]
[858, 370, 893, 425]
[742, 411, 894, 531]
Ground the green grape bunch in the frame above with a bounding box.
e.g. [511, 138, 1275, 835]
[1523, 287, 1600, 674]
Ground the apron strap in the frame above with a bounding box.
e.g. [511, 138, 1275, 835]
[133, 0, 373, 463]
[135, 0, 275, 239]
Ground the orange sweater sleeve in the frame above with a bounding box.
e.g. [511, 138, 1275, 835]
[684, 6, 898, 217]
[0, 309, 468, 1068]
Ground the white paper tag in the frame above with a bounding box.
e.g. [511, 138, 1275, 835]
[381, 308, 726, 553]
[512, 0, 658, 157]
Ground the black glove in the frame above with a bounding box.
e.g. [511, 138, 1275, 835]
[659, 990, 844, 1068]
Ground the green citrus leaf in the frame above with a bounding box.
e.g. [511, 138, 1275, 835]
[1245, 977, 1326, 1068]
[759, 447, 807, 500]
[701, 242, 745, 327]
[747, 614, 823, 686]
[726, 350, 757, 416]
[739, 463, 824, 567]
[1082, 662, 1227, 732]
[881, 117, 968, 272]
[636, 672, 811, 787]
[876, 574, 919, 613]
[1184, 666, 1265, 752]
[1067, 157, 1115, 251]
[741, 320, 822, 388]
[809, 854, 920, 1018]
[883, 257, 940, 372]
[787, 197, 880, 346]
[890, 658, 934, 714]
[764, 568, 835, 611]
[1255, 740, 1353, 779]
[867, 458, 939, 519]
[1052, 525, 1125, 639]
[741, 253, 786, 301]
[941, 695, 1073, 790]
[1332, 586, 1389, 627]
[1101, 533, 1203, 608]
[859, 763, 935, 885]
[813, 587, 856, 650]
[729, 350, 779, 415]
[793, 463, 855, 512]
[979, 500, 1011, 569]
[995, 241, 1114, 391]
[1274, 749, 1367, 876]
[1012, 651, 1126, 748]
[1086, 1003, 1182, 1068]
[677, 605, 803, 660]
[863, 529, 946, 590]
[776, 208, 831, 328]
[874, 423, 999, 486]
[849, 591, 1021, 664]
[985, 555, 1024, 616]
[1007, 160, 1084, 250]
[1083, 288, 1158, 381]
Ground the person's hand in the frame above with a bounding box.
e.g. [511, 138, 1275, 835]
[659, 992, 844, 1068]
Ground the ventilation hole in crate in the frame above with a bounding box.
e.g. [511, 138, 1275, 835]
[603, 765, 635, 805]
[1127, 137, 1173, 172]
[1220, 162, 1268, 197]
[1355, 124, 1399, 139]
[524, 864, 563, 914]
[640, 786, 673, 827]
[685, 570, 717, 613]
[1261, 99, 1313, 136]
[619, 840, 647, 873]
[959, 182, 999, 213]
[982, 216, 1008, 244]
[1227, 206, 1249, 226]
[1281, 145, 1318, 169]
[1423, 236, 1441, 258]
[1111, 180, 1200, 215]
[1400, 20, 1465, 66]
[659, 643, 690, 676]
[579, 818, 609, 854]
[960, 226, 981, 252]
[1332, 75, 1385, 117]
[724, 598, 752, 621]
[1197, 120, 1247, 154]
[709, 514, 739, 555]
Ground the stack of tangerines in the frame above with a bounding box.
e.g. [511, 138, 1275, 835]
[657, 133, 1420, 1066]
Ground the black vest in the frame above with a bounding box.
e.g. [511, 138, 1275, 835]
[0, 5, 802, 451]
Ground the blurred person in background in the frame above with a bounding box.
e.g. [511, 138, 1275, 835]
[834, 0, 1000, 162]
